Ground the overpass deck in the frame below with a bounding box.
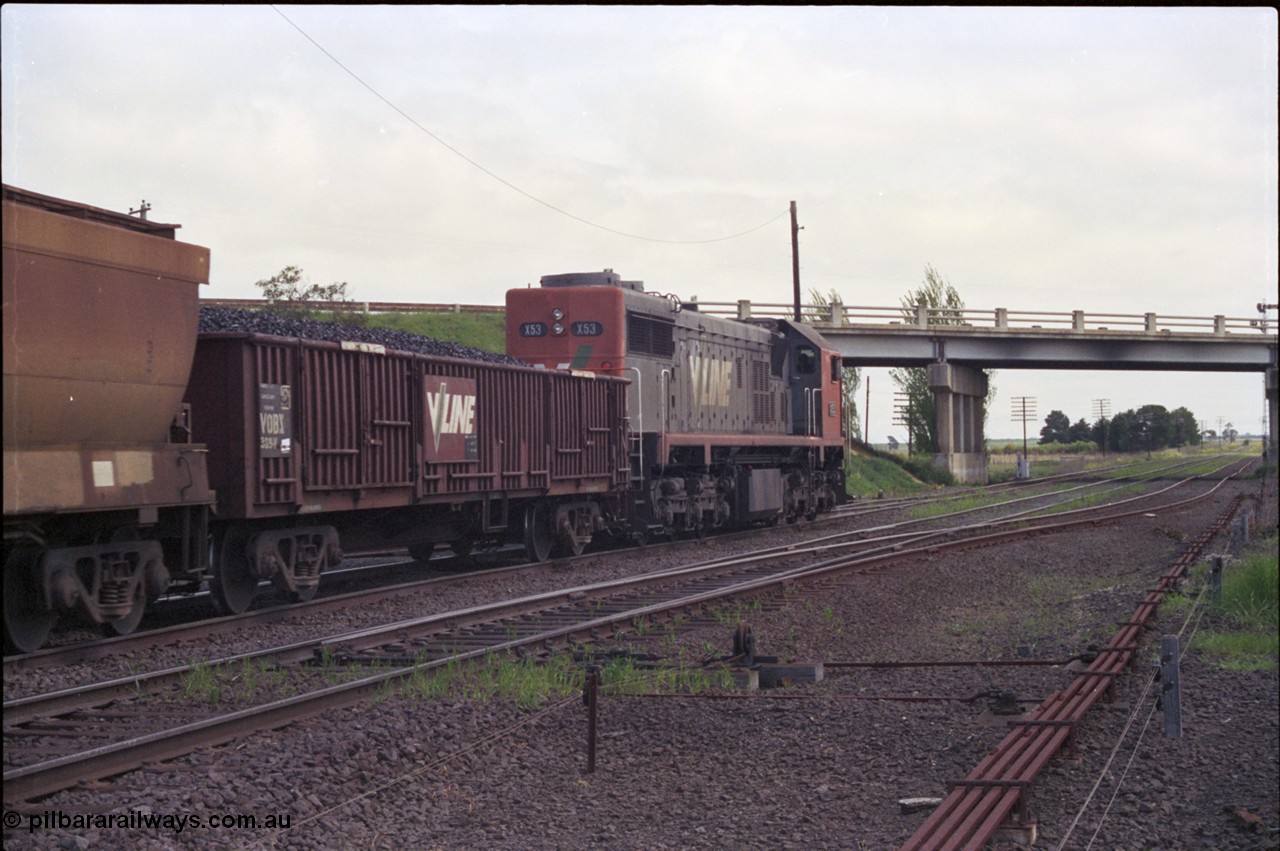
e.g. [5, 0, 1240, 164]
[691, 300, 1278, 371]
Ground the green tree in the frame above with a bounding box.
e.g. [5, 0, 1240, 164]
[256, 265, 361, 323]
[1136, 404, 1173, 450]
[1039, 410, 1071, 444]
[1109, 410, 1141, 452]
[890, 265, 992, 453]
[1068, 418, 1093, 444]
[806, 288, 862, 441]
[1169, 407, 1200, 447]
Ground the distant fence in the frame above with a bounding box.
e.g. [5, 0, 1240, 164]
[201, 298, 503, 314]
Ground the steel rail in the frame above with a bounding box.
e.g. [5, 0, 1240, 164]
[4, 465, 1253, 803]
[4, 452, 1238, 672]
[899, 491, 1251, 850]
[4, 462, 1248, 725]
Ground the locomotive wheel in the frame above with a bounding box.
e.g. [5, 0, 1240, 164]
[103, 580, 146, 638]
[209, 526, 257, 615]
[4, 548, 54, 654]
[408, 542, 436, 562]
[523, 502, 554, 562]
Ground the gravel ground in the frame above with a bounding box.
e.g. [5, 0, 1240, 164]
[4, 475, 1276, 850]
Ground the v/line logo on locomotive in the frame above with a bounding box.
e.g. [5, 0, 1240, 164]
[688, 348, 732, 408]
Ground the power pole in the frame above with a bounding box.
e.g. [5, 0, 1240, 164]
[1011, 396, 1037, 479]
[893, 392, 913, 455]
[790, 201, 802, 321]
[1092, 398, 1111, 456]
[865, 375, 871, 447]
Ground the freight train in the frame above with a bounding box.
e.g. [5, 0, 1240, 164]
[2, 185, 847, 652]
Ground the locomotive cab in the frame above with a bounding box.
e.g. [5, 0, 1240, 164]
[777, 320, 843, 441]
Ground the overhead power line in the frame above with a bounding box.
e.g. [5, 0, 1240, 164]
[271, 6, 787, 245]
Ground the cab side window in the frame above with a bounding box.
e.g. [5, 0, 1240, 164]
[796, 345, 817, 375]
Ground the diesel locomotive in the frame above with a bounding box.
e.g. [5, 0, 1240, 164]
[3, 186, 847, 652]
[506, 270, 847, 540]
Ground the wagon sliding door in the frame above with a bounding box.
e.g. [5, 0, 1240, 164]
[301, 343, 414, 494]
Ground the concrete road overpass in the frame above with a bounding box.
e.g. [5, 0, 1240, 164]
[694, 299, 1279, 480]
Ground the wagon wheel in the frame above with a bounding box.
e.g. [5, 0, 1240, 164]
[523, 501, 554, 563]
[408, 542, 436, 563]
[556, 533, 586, 558]
[551, 507, 586, 558]
[4, 547, 54, 654]
[101, 527, 148, 637]
[209, 525, 257, 615]
[291, 581, 319, 604]
[103, 579, 147, 638]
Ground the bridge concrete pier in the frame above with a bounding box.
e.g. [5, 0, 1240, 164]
[928, 362, 989, 484]
[1267, 367, 1278, 463]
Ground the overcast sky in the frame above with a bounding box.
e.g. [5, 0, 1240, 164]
[3, 6, 1276, 441]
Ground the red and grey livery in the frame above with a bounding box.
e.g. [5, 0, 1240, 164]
[507, 270, 847, 540]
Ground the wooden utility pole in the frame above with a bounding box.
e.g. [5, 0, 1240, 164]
[865, 375, 871, 446]
[790, 201, 802, 321]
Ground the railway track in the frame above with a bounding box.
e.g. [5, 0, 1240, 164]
[5, 452, 1248, 676]
[2, 456, 1258, 804]
[900, 490, 1255, 850]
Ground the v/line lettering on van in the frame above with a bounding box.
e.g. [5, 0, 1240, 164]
[424, 378, 477, 456]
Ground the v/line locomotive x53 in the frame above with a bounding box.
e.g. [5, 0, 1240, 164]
[3, 185, 846, 652]
[506, 269, 848, 541]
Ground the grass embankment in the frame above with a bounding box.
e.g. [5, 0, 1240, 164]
[362, 311, 508, 354]
[1166, 538, 1279, 672]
